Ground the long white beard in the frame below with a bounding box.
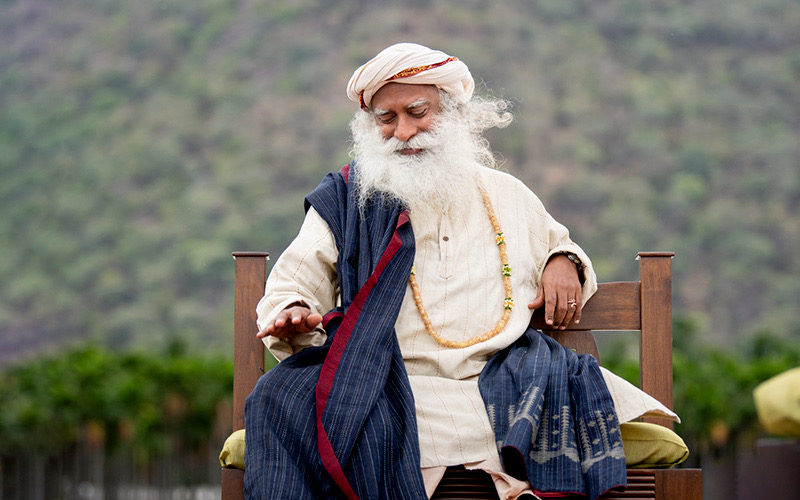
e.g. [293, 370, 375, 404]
[349, 106, 486, 216]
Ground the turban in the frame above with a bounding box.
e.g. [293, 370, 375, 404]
[346, 43, 475, 110]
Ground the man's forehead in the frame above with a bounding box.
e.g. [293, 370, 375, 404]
[370, 83, 441, 112]
[373, 98, 431, 115]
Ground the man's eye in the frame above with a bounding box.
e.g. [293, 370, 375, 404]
[377, 115, 395, 124]
[410, 109, 427, 118]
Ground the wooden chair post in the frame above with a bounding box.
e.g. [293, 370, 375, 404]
[232, 252, 268, 431]
[223, 251, 268, 499]
[637, 252, 675, 428]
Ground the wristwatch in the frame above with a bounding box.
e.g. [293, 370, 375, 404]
[563, 252, 584, 271]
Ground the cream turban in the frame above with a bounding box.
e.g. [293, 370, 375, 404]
[346, 43, 475, 110]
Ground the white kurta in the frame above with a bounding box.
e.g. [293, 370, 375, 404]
[256, 167, 598, 470]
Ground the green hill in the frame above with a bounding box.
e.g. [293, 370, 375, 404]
[1, 0, 798, 364]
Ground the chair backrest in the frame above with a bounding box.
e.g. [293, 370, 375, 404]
[230, 251, 676, 431]
[225, 251, 701, 500]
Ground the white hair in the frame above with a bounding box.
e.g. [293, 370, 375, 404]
[348, 91, 512, 215]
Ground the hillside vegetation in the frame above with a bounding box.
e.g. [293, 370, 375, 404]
[1, 0, 798, 362]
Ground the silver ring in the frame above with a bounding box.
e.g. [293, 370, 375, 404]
[567, 299, 577, 308]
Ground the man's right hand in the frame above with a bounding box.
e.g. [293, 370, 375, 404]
[256, 305, 323, 339]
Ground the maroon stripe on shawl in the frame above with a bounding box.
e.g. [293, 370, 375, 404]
[315, 420, 359, 499]
[322, 310, 344, 329]
[340, 164, 350, 184]
[314, 210, 410, 499]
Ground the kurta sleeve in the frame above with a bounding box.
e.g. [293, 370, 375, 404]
[523, 187, 598, 306]
[256, 207, 339, 361]
[541, 221, 597, 306]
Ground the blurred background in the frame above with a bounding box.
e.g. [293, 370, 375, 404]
[1, 0, 798, 498]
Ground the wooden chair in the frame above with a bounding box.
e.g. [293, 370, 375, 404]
[222, 251, 702, 499]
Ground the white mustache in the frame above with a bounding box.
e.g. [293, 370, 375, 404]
[385, 131, 441, 153]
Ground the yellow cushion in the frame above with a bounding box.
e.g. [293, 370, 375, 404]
[620, 422, 689, 468]
[219, 429, 246, 470]
[221, 423, 690, 471]
[754, 367, 800, 437]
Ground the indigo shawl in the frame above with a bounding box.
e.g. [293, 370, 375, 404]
[244, 165, 427, 499]
[479, 329, 627, 499]
[244, 164, 626, 499]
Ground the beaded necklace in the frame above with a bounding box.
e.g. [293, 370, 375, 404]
[408, 182, 514, 348]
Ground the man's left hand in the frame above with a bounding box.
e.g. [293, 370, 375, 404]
[528, 254, 583, 330]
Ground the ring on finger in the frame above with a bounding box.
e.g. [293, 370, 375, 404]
[567, 299, 577, 309]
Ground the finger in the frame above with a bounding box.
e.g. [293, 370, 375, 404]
[559, 299, 576, 330]
[262, 318, 288, 338]
[551, 294, 568, 328]
[303, 313, 323, 332]
[561, 295, 583, 329]
[528, 285, 544, 310]
[268, 308, 306, 337]
[556, 287, 581, 329]
[293, 312, 320, 334]
[544, 290, 558, 326]
[572, 297, 583, 325]
[273, 311, 290, 328]
[290, 307, 307, 325]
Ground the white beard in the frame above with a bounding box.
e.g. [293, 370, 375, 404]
[349, 105, 486, 217]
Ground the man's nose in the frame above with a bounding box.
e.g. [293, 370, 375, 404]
[393, 117, 417, 142]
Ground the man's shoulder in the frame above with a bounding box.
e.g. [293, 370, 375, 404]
[304, 166, 353, 217]
[482, 166, 516, 181]
[481, 167, 534, 194]
[480, 167, 550, 216]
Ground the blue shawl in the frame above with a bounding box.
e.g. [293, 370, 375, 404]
[480, 329, 627, 499]
[244, 165, 626, 499]
[244, 165, 426, 499]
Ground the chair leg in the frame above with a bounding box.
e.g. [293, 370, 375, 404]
[654, 468, 702, 500]
[221, 468, 245, 500]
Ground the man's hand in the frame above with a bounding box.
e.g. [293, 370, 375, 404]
[256, 305, 323, 339]
[528, 254, 583, 330]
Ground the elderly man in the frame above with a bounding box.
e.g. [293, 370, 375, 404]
[245, 43, 641, 499]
